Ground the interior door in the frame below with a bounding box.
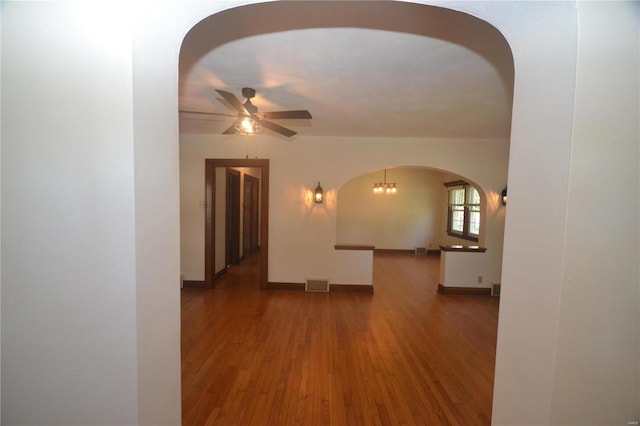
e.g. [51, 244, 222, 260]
[243, 174, 260, 256]
[226, 168, 241, 267]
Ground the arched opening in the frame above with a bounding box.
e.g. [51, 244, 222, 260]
[177, 1, 512, 424]
[178, 0, 513, 293]
[337, 166, 494, 250]
[336, 165, 503, 291]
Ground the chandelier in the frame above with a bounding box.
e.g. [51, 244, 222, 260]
[373, 169, 398, 194]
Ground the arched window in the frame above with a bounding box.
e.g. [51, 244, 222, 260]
[445, 181, 480, 242]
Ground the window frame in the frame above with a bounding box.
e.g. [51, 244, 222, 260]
[444, 181, 480, 242]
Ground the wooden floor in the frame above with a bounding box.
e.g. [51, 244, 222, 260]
[181, 252, 500, 425]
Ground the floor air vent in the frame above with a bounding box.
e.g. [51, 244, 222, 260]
[305, 278, 329, 292]
[491, 283, 501, 297]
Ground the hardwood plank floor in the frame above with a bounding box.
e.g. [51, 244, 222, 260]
[181, 252, 500, 425]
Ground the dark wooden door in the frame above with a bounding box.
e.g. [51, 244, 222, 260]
[226, 168, 241, 266]
[243, 174, 260, 256]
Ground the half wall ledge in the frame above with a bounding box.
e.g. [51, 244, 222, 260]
[437, 283, 491, 296]
[334, 244, 375, 251]
[331, 244, 375, 293]
[438, 244, 491, 295]
[439, 245, 487, 252]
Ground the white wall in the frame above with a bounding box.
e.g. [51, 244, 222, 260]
[337, 167, 447, 250]
[484, 2, 640, 424]
[548, 2, 639, 424]
[2, 3, 139, 424]
[440, 251, 493, 288]
[1, 2, 637, 426]
[132, 4, 190, 422]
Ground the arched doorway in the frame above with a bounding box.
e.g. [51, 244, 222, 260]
[175, 3, 512, 424]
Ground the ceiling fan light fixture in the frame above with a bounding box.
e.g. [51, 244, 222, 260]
[235, 116, 261, 135]
[214, 88, 310, 137]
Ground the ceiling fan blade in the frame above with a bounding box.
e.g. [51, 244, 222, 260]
[259, 110, 312, 120]
[261, 119, 297, 137]
[215, 89, 249, 114]
[179, 109, 237, 118]
[222, 124, 237, 135]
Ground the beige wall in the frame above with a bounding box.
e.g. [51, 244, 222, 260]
[336, 167, 447, 250]
[179, 136, 509, 285]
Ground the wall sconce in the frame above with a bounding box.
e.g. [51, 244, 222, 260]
[501, 187, 508, 205]
[314, 182, 324, 203]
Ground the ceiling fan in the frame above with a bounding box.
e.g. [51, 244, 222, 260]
[180, 87, 312, 137]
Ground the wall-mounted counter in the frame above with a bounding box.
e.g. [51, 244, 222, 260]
[438, 245, 491, 295]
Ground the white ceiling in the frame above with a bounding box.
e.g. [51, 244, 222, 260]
[178, 1, 514, 139]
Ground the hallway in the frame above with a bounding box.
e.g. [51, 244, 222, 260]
[181, 253, 499, 425]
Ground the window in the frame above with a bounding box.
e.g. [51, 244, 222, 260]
[445, 181, 480, 242]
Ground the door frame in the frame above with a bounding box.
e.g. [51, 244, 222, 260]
[205, 158, 269, 289]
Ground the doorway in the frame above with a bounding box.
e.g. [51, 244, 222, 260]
[205, 158, 269, 289]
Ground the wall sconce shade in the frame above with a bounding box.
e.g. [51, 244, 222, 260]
[314, 182, 324, 203]
[501, 187, 508, 205]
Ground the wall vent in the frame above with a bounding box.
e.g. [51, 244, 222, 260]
[491, 283, 501, 297]
[305, 278, 329, 292]
[414, 247, 427, 256]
